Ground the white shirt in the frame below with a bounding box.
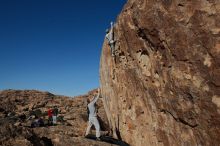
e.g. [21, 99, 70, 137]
[88, 94, 100, 118]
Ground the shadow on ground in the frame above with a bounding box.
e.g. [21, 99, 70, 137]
[85, 134, 129, 146]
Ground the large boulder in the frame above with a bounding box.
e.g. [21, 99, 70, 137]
[100, 0, 220, 145]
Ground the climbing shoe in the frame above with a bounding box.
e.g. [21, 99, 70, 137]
[96, 137, 101, 141]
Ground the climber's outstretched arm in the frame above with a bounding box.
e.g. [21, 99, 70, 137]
[90, 88, 100, 105]
[110, 22, 114, 35]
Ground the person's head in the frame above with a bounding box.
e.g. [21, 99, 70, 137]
[106, 29, 109, 34]
[87, 90, 99, 103]
[87, 96, 94, 103]
[94, 90, 99, 96]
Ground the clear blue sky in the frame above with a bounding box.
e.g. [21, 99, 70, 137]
[0, 0, 126, 96]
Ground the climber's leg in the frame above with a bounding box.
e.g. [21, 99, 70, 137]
[92, 117, 100, 138]
[110, 43, 115, 57]
[52, 116, 57, 124]
[85, 120, 93, 136]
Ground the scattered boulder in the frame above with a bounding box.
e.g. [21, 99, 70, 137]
[0, 89, 111, 146]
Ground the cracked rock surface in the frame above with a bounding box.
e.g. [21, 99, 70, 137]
[100, 0, 220, 145]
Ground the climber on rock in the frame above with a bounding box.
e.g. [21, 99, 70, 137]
[52, 106, 59, 125]
[105, 21, 116, 57]
[85, 88, 101, 140]
[47, 108, 53, 126]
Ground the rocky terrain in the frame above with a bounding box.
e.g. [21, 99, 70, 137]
[1, 0, 220, 146]
[0, 89, 113, 146]
[100, 0, 220, 146]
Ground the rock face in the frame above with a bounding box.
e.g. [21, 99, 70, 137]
[100, 0, 220, 146]
[0, 89, 111, 146]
